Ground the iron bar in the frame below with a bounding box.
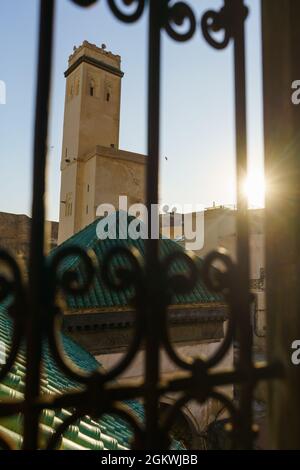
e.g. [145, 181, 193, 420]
[23, 0, 55, 450]
[232, 0, 253, 450]
[144, 0, 163, 449]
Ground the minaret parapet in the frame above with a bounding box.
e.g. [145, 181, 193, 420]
[68, 41, 121, 69]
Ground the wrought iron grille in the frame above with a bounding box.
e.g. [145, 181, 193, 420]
[0, 0, 282, 450]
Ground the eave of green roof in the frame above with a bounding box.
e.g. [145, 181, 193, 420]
[51, 212, 223, 312]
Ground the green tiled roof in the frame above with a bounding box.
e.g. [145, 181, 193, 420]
[0, 305, 184, 450]
[52, 212, 222, 311]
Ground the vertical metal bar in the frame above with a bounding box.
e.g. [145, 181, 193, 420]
[262, 0, 300, 449]
[232, 0, 252, 449]
[23, 0, 55, 449]
[145, 0, 162, 449]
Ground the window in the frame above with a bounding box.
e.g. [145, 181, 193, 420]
[86, 205, 88, 214]
[89, 78, 95, 97]
[106, 92, 110, 102]
[65, 192, 72, 217]
[87, 184, 89, 192]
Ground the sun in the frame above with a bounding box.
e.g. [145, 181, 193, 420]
[243, 171, 266, 208]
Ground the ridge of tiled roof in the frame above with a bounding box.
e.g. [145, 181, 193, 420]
[51, 211, 223, 311]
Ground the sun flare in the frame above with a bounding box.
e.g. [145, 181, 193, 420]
[243, 171, 266, 208]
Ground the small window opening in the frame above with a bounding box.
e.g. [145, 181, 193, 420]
[106, 92, 110, 102]
[90, 86, 94, 97]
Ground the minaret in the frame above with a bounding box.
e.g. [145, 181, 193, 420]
[58, 42, 146, 244]
[58, 41, 124, 243]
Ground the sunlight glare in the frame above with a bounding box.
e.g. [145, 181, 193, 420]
[243, 171, 266, 208]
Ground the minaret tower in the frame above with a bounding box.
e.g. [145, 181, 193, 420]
[58, 41, 146, 244]
[58, 41, 123, 243]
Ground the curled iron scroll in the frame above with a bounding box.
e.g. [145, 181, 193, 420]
[201, 1, 248, 50]
[100, 245, 145, 381]
[161, 251, 200, 371]
[107, 0, 145, 23]
[71, 0, 99, 7]
[164, 1, 196, 42]
[160, 249, 236, 372]
[0, 250, 25, 382]
[46, 246, 98, 384]
[201, 249, 237, 369]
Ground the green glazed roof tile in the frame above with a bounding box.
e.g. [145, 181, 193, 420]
[51, 212, 222, 312]
[0, 304, 185, 450]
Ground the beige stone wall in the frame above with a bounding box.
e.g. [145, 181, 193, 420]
[58, 163, 78, 244]
[94, 149, 145, 210]
[0, 212, 58, 262]
[58, 146, 146, 243]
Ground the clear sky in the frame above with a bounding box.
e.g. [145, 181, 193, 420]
[0, 0, 263, 221]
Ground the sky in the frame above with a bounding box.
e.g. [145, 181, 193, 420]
[0, 0, 263, 221]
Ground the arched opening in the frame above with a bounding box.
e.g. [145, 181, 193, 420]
[159, 402, 200, 449]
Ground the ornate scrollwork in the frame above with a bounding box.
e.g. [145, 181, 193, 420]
[47, 246, 97, 298]
[160, 249, 236, 372]
[0, 250, 25, 382]
[201, 249, 237, 369]
[163, 250, 199, 298]
[71, 0, 99, 7]
[101, 245, 144, 295]
[71, 0, 146, 23]
[161, 391, 239, 450]
[43, 244, 145, 385]
[45, 247, 99, 384]
[208, 390, 239, 450]
[160, 251, 200, 370]
[0, 250, 24, 306]
[164, 1, 196, 42]
[107, 0, 145, 23]
[100, 245, 145, 380]
[201, 0, 248, 50]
